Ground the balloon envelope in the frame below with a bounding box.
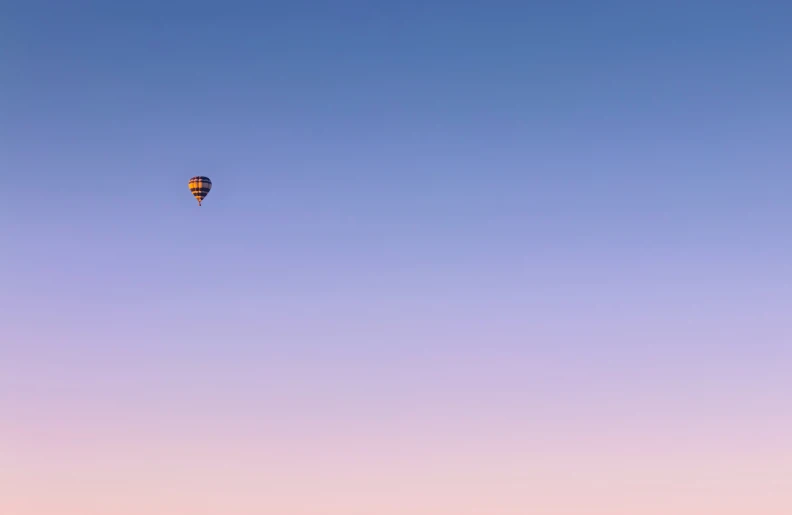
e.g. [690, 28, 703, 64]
[189, 176, 212, 206]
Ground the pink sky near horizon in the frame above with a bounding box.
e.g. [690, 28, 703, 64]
[4, 315, 791, 514]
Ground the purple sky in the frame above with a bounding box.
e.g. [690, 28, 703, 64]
[2, 2, 791, 513]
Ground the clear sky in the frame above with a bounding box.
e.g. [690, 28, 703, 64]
[2, 1, 791, 514]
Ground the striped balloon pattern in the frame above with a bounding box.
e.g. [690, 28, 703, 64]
[189, 176, 212, 206]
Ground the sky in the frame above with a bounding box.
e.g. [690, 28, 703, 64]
[1, 1, 791, 513]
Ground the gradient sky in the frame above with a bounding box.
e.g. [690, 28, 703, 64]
[2, 1, 791, 514]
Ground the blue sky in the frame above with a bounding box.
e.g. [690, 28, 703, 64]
[3, 0, 791, 335]
[3, 0, 791, 363]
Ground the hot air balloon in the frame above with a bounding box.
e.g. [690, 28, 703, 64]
[189, 176, 212, 206]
